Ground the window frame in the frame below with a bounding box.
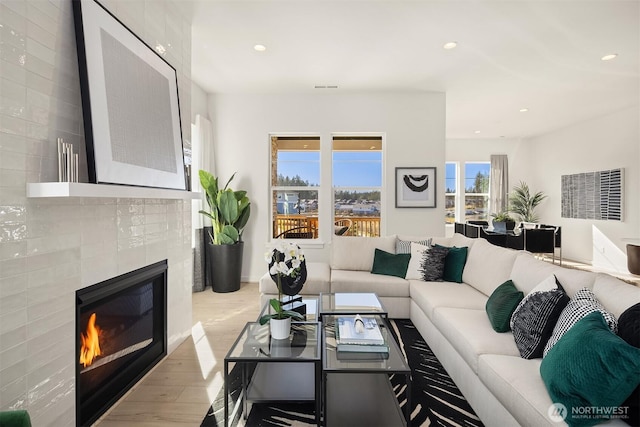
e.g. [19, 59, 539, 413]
[463, 161, 490, 223]
[269, 135, 321, 242]
[331, 134, 384, 237]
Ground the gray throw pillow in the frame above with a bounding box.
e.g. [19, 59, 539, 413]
[420, 245, 449, 281]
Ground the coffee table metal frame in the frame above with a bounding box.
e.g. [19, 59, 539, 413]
[322, 313, 411, 426]
[223, 321, 321, 427]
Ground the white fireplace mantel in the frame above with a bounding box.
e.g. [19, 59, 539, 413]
[27, 182, 201, 200]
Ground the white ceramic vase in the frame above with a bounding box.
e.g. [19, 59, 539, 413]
[270, 317, 291, 340]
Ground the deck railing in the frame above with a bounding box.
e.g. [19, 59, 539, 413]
[273, 215, 380, 238]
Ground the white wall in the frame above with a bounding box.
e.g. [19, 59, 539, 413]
[0, 1, 193, 424]
[191, 82, 209, 122]
[521, 106, 640, 270]
[208, 92, 446, 281]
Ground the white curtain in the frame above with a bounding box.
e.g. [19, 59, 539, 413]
[489, 154, 509, 215]
[192, 115, 215, 291]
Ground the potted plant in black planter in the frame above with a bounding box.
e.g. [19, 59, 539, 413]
[199, 170, 251, 292]
[491, 211, 517, 232]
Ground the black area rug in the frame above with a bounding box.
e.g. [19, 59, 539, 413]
[201, 319, 484, 427]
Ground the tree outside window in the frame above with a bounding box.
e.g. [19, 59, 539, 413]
[464, 162, 490, 222]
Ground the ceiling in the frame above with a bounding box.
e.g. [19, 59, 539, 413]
[189, 1, 639, 140]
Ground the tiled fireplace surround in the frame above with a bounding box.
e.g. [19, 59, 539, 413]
[0, 1, 194, 425]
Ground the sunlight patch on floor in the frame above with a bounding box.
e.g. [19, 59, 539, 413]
[192, 321, 216, 379]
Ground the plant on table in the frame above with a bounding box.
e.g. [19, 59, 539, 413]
[259, 241, 305, 325]
[491, 211, 516, 222]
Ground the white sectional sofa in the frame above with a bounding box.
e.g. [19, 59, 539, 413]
[259, 233, 640, 426]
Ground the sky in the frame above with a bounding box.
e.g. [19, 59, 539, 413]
[446, 162, 490, 192]
[278, 152, 488, 191]
[278, 151, 382, 187]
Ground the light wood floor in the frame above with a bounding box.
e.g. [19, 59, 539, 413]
[95, 283, 261, 427]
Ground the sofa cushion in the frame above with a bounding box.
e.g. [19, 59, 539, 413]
[258, 262, 331, 295]
[330, 235, 396, 271]
[543, 287, 617, 357]
[430, 236, 454, 247]
[435, 244, 468, 283]
[510, 276, 569, 359]
[485, 280, 524, 333]
[478, 355, 553, 427]
[409, 281, 487, 320]
[450, 233, 477, 249]
[421, 245, 449, 281]
[462, 238, 518, 297]
[540, 312, 640, 427]
[510, 252, 596, 296]
[331, 269, 409, 297]
[371, 249, 410, 278]
[405, 242, 430, 280]
[592, 273, 640, 318]
[432, 307, 521, 373]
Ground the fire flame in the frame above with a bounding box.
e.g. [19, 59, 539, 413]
[80, 313, 102, 367]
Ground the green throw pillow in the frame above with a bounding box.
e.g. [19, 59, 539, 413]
[371, 248, 411, 278]
[540, 312, 640, 427]
[485, 280, 524, 332]
[435, 244, 468, 283]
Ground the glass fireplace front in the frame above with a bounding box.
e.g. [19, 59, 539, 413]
[76, 260, 167, 426]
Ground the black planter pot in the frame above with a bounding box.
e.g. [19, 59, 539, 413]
[205, 240, 243, 293]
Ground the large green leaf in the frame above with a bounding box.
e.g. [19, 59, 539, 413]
[218, 190, 239, 224]
[235, 203, 251, 235]
[220, 225, 239, 242]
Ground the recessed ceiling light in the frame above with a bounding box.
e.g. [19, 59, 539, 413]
[254, 44, 267, 52]
[443, 42, 457, 50]
[519, 108, 529, 112]
[601, 53, 617, 61]
[474, 130, 481, 134]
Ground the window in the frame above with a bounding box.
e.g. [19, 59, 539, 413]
[464, 162, 490, 222]
[332, 136, 382, 237]
[445, 162, 457, 224]
[270, 136, 320, 239]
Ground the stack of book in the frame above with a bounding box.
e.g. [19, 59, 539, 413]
[335, 316, 389, 356]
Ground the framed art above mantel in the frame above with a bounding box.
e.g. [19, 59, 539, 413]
[73, 0, 187, 191]
[395, 167, 437, 208]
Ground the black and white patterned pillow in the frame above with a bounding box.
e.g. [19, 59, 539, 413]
[510, 276, 570, 359]
[420, 245, 449, 281]
[396, 238, 432, 254]
[543, 287, 617, 357]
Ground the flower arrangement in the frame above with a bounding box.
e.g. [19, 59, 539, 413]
[259, 241, 306, 325]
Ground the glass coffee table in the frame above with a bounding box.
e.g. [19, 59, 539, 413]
[322, 313, 411, 426]
[223, 321, 321, 426]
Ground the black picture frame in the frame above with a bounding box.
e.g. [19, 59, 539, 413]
[73, 0, 187, 190]
[395, 167, 437, 208]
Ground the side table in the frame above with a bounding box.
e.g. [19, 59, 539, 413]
[223, 321, 321, 426]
